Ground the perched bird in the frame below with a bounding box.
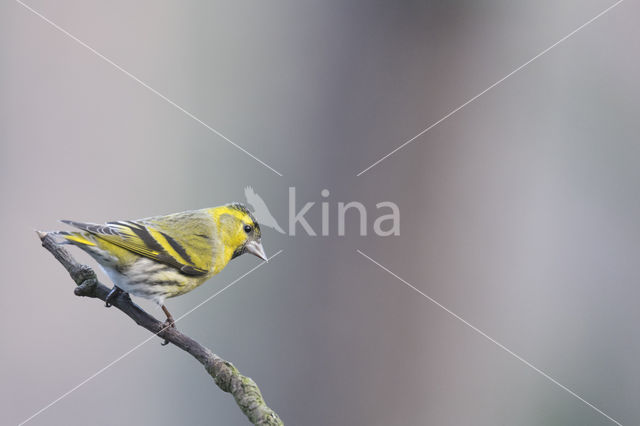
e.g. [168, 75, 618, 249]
[244, 186, 284, 234]
[47, 203, 267, 339]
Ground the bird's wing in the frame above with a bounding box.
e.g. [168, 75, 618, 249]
[61, 219, 209, 276]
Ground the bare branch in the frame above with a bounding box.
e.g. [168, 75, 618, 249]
[39, 233, 283, 426]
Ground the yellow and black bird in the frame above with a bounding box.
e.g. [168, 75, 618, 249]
[47, 203, 267, 333]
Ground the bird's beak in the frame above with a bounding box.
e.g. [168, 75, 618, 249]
[245, 240, 268, 262]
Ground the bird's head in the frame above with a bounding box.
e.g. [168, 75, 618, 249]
[212, 203, 267, 262]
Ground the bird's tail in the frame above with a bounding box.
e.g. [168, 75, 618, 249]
[36, 230, 96, 246]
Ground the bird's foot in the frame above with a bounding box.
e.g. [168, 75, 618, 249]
[160, 305, 176, 346]
[105, 286, 123, 307]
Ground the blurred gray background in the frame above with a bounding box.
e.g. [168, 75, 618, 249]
[2, 0, 639, 425]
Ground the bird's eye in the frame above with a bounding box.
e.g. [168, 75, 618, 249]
[243, 224, 252, 233]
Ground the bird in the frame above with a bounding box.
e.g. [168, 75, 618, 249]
[45, 203, 267, 342]
[244, 186, 284, 234]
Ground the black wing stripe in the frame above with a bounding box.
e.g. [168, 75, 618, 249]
[123, 221, 164, 252]
[161, 231, 194, 265]
[180, 265, 206, 275]
[124, 222, 207, 276]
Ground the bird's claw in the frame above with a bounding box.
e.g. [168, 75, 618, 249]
[160, 317, 176, 346]
[105, 286, 123, 308]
